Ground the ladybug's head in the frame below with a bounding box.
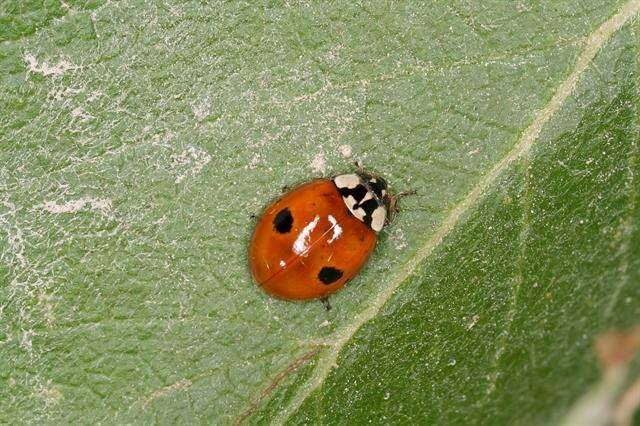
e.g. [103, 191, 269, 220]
[332, 172, 388, 232]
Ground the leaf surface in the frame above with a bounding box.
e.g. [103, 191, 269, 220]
[1, 1, 639, 424]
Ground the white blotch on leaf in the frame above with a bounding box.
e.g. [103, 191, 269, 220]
[467, 147, 482, 156]
[23, 53, 78, 78]
[34, 379, 62, 408]
[191, 97, 211, 120]
[321, 44, 344, 63]
[42, 197, 112, 215]
[253, 126, 291, 148]
[293, 215, 320, 256]
[248, 153, 261, 169]
[19, 330, 35, 355]
[1, 198, 28, 267]
[87, 91, 103, 102]
[388, 228, 407, 250]
[338, 144, 352, 158]
[70, 107, 94, 121]
[37, 291, 56, 326]
[48, 86, 83, 102]
[172, 146, 212, 183]
[310, 152, 326, 173]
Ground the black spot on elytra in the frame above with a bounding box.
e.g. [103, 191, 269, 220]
[318, 266, 343, 285]
[273, 207, 293, 233]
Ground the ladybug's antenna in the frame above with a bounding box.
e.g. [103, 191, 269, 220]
[353, 160, 365, 175]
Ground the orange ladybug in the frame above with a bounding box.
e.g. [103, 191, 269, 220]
[249, 169, 408, 306]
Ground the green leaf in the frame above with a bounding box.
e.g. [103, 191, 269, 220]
[1, 1, 639, 424]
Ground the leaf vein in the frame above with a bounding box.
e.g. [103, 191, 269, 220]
[272, 1, 640, 423]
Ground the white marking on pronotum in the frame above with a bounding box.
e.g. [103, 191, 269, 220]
[344, 195, 358, 211]
[293, 215, 320, 256]
[279, 260, 286, 267]
[359, 191, 373, 204]
[333, 174, 360, 189]
[370, 206, 386, 232]
[327, 215, 342, 243]
[352, 208, 366, 220]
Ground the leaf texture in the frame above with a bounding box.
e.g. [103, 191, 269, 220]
[1, 1, 639, 424]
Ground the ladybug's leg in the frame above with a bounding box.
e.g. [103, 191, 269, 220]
[320, 296, 332, 311]
[387, 189, 417, 224]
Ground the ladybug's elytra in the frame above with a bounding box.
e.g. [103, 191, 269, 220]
[249, 168, 410, 306]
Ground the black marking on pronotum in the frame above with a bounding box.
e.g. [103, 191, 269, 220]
[318, 266, 343, 285]
[368, 177, 387, 199]
[358, 198, 379, 228]
[337, 184, 368, 204]
[273, 207, 293, 233]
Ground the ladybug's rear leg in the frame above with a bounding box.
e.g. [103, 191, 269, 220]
[320, 296, 332, 311]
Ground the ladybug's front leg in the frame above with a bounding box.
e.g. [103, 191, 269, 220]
[387, 189, 417, 224]
[320, 296, 332, 311]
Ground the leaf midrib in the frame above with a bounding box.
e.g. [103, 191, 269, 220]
[264, 1, 640, 423]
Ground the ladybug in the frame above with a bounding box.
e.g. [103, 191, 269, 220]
[249, 167, 411, 308]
